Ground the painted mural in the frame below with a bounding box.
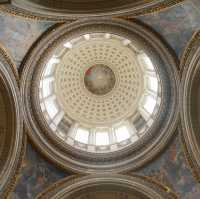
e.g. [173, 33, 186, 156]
[138, 0, 200, 58]
[0, 0, 200, 198]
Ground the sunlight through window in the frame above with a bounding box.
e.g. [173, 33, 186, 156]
[45, 99, 58, 119]
[96, 132, 109, 146]
[115, 125, 130, 142]
[42, 80, 52, 98]
[123, 39, 131, 46]
[84, 34, 90, 40]
[105, 33, 111, 39]
[148, 76, 158, 92]
[142, 54, 154, 70]
[143, 95, 156, 114]
[44, 57, 60, 76]
[64, 42, 73, 49]
[75, 128, 89, 144]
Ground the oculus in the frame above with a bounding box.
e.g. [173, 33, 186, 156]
[84, 64, 116, 96]
[21, 19, 179, 173]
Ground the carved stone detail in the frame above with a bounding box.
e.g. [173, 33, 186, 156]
[180, 29, 200, 184]
[21, 19, 179, 174]
[36, 174, 178, 199]
[0, 44, 25, 198]
[0, 0, 184, 21]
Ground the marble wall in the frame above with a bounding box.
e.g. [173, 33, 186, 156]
[0, 0, 199, 198]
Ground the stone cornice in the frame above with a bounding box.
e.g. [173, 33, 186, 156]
[36, 174, 178, 199]
[180, 29, 200, 184]
[0, 0, 185, 22]
[20, 18, 179, 174]
[0, 45, 25, 198]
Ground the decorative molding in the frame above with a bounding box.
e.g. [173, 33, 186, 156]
[180, 29, 200, 184]
[0, 0, 184, 22]
[36, 174, 178, 199]
[0, 42, 19, 83]
[0, 45, 25, 197]
[180, 29, 200, 75]
[20, 18, 179, 174]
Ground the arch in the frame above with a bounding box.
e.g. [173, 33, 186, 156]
[180, 30, 200, 183]
[36, 174, 177, 199]
[21, 19, 179, 174]
[0, 0, 184, 21]
[0, 45, 25, 198]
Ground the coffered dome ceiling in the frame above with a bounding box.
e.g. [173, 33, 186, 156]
[40, 31, 161, 153]
[0, 0, 200, 198]
[21, 19, 179, 174]
[0, 46, 24, 198]
[1, 0, 184, 20]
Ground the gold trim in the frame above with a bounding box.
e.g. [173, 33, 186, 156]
[36, 174, 179, 199]
[36, 175, 85, 199]
[0, 42, 19, 83]
[180, 29, 200, 75]
[0, 44, 25, 198]
[180, 133, 200, 184]
[119, 0, 185, 19]
[0, 4, 66, 22]
[133, 175, 179, 199]
[25, 127, 71, 173]
[20, 18, 179, 174]
[180, 29, 200, 184]
[0, 0, 184, 22]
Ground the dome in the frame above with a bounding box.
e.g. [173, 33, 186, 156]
[39, 31, 161, 153]
[2, 0, 184, 20]
[1, 1, 200, 198]
[181, 30, 200, 180]
[36, 174, 177, 199]
[0, 46, 24, 198]
[21, 19, 179, 173]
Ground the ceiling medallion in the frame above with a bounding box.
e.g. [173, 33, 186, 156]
[36, 174, 178, 199]
[0, 45, 24, 198]
[181, 30, 200, 183]
[0, 0, 184, 21]
[21, 19, 179, 173]
[84, 64, 116, 96]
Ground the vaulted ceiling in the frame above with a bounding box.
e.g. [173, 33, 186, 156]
[0, 1, 200, 199]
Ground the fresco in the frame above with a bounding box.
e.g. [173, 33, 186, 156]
[138, 133, 200, 199]
[0, 1, 199, 198]
[0, 12, 54, 68]
[11, 144, 68, 199]
[138, 0, 200, 58]
[138, 0, 200, 57]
